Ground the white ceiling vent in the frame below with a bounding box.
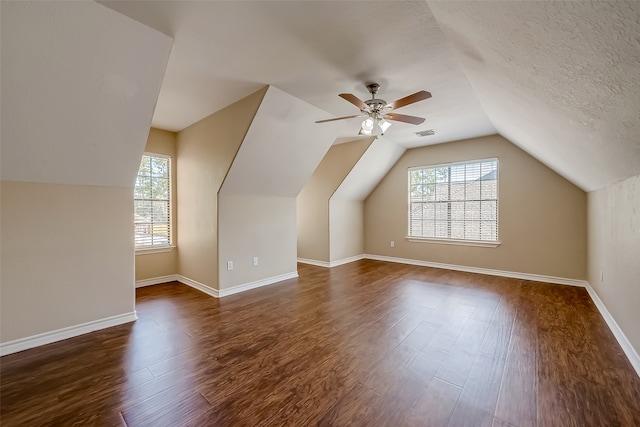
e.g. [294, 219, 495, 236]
[416, 129, 436, 137]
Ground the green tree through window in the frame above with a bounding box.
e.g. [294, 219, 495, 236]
[134, 154, 170, 248]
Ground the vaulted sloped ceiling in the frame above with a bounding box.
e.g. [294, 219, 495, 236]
[1, 1, 172, 187]
[428, 1, 640, 191]
[99, 1, 495, 148]
[101, 1, 640, 192]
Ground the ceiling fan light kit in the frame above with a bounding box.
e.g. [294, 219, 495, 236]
[359, 117, 392, 136]
[316, 83, 432, 136]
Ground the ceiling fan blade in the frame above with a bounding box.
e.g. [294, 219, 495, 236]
[386, 90, 432, 111]
[384, 113, 425, 125]
[315, 114, 362, 123]
[339, 93, 367, 110]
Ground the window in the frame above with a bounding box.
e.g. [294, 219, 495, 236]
[409, 158, 498, 243]
[134, 154, 171, 249]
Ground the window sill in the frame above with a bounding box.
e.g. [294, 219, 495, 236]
[135, 245, 176, 255]
[406, 237, 500, 248]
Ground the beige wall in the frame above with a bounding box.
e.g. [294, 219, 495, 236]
[217, 86, 348, 285]
[135, 128, 179, 281]
[297, 138, 374, 262]
[588, 173, 640, 355]
[297, 186, 329, 261]
[219, 195, 297, 289]
[176, 87, 267, 289]
[297, 163, 331, 262]
[329, 199, 365, 261]
[0, 181, 135, 343]
[365, 134, 587, 279]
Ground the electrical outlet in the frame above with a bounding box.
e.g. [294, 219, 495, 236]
[227, 261, 233, 271]
[253, 257, 259, 266]
[390, 240, 395, 248]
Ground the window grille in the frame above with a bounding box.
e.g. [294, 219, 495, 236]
[409, 159, 498, 242]
[134, 154, 170, 248]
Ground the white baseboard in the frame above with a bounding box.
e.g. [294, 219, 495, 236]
[218, 271, 298, 297]
[175, 272, 298, 298]
[135, 274, 179, 288]
[175, 274, 219, 298]
[329, 255, 366, 267]
[0, 311, 138, 357]
[297, 254, 365, 268]
[364, 254, 587, 287]
[584, 282, 640, 377]
[297, 258, 331, 268]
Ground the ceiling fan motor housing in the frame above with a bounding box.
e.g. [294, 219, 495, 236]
[363, 98, 388, 115]
[363, 83, 389, 115]
[366, 83, 380, 93]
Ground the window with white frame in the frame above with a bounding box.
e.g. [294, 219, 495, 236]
[134, 154, 171, 248]
[408, 158, 498, 242]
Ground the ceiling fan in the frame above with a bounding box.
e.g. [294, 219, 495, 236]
[316, 83, 432, 136]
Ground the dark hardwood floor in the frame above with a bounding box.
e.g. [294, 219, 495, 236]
[2, 260, 639, 426]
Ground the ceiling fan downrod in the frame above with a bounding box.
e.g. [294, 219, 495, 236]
[366, 83, 380, 98]
[364, 83, 386, 114]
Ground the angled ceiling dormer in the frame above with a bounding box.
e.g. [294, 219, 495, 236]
[217, 86, 347, 289]
[220, 86, 348, 197]
[1, 1, 172, 188]
[297, 137, 376, 263]
[332, 136, 406, 201]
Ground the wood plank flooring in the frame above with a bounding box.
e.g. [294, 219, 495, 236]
[2, 260, 639, 426]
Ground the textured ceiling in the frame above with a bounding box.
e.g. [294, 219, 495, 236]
[428, 1, 640, 191]
[1, 1, 172, 187]
[100, 1, 640, 192]
[100, 0, 496, 149]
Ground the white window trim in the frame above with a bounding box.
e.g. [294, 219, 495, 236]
[134, 152, 173, 252]
[407, 157, 498, 172]
[135, 245, 176, 255]
[408, 157, 499, 244]
[406, 236, 501, 248]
